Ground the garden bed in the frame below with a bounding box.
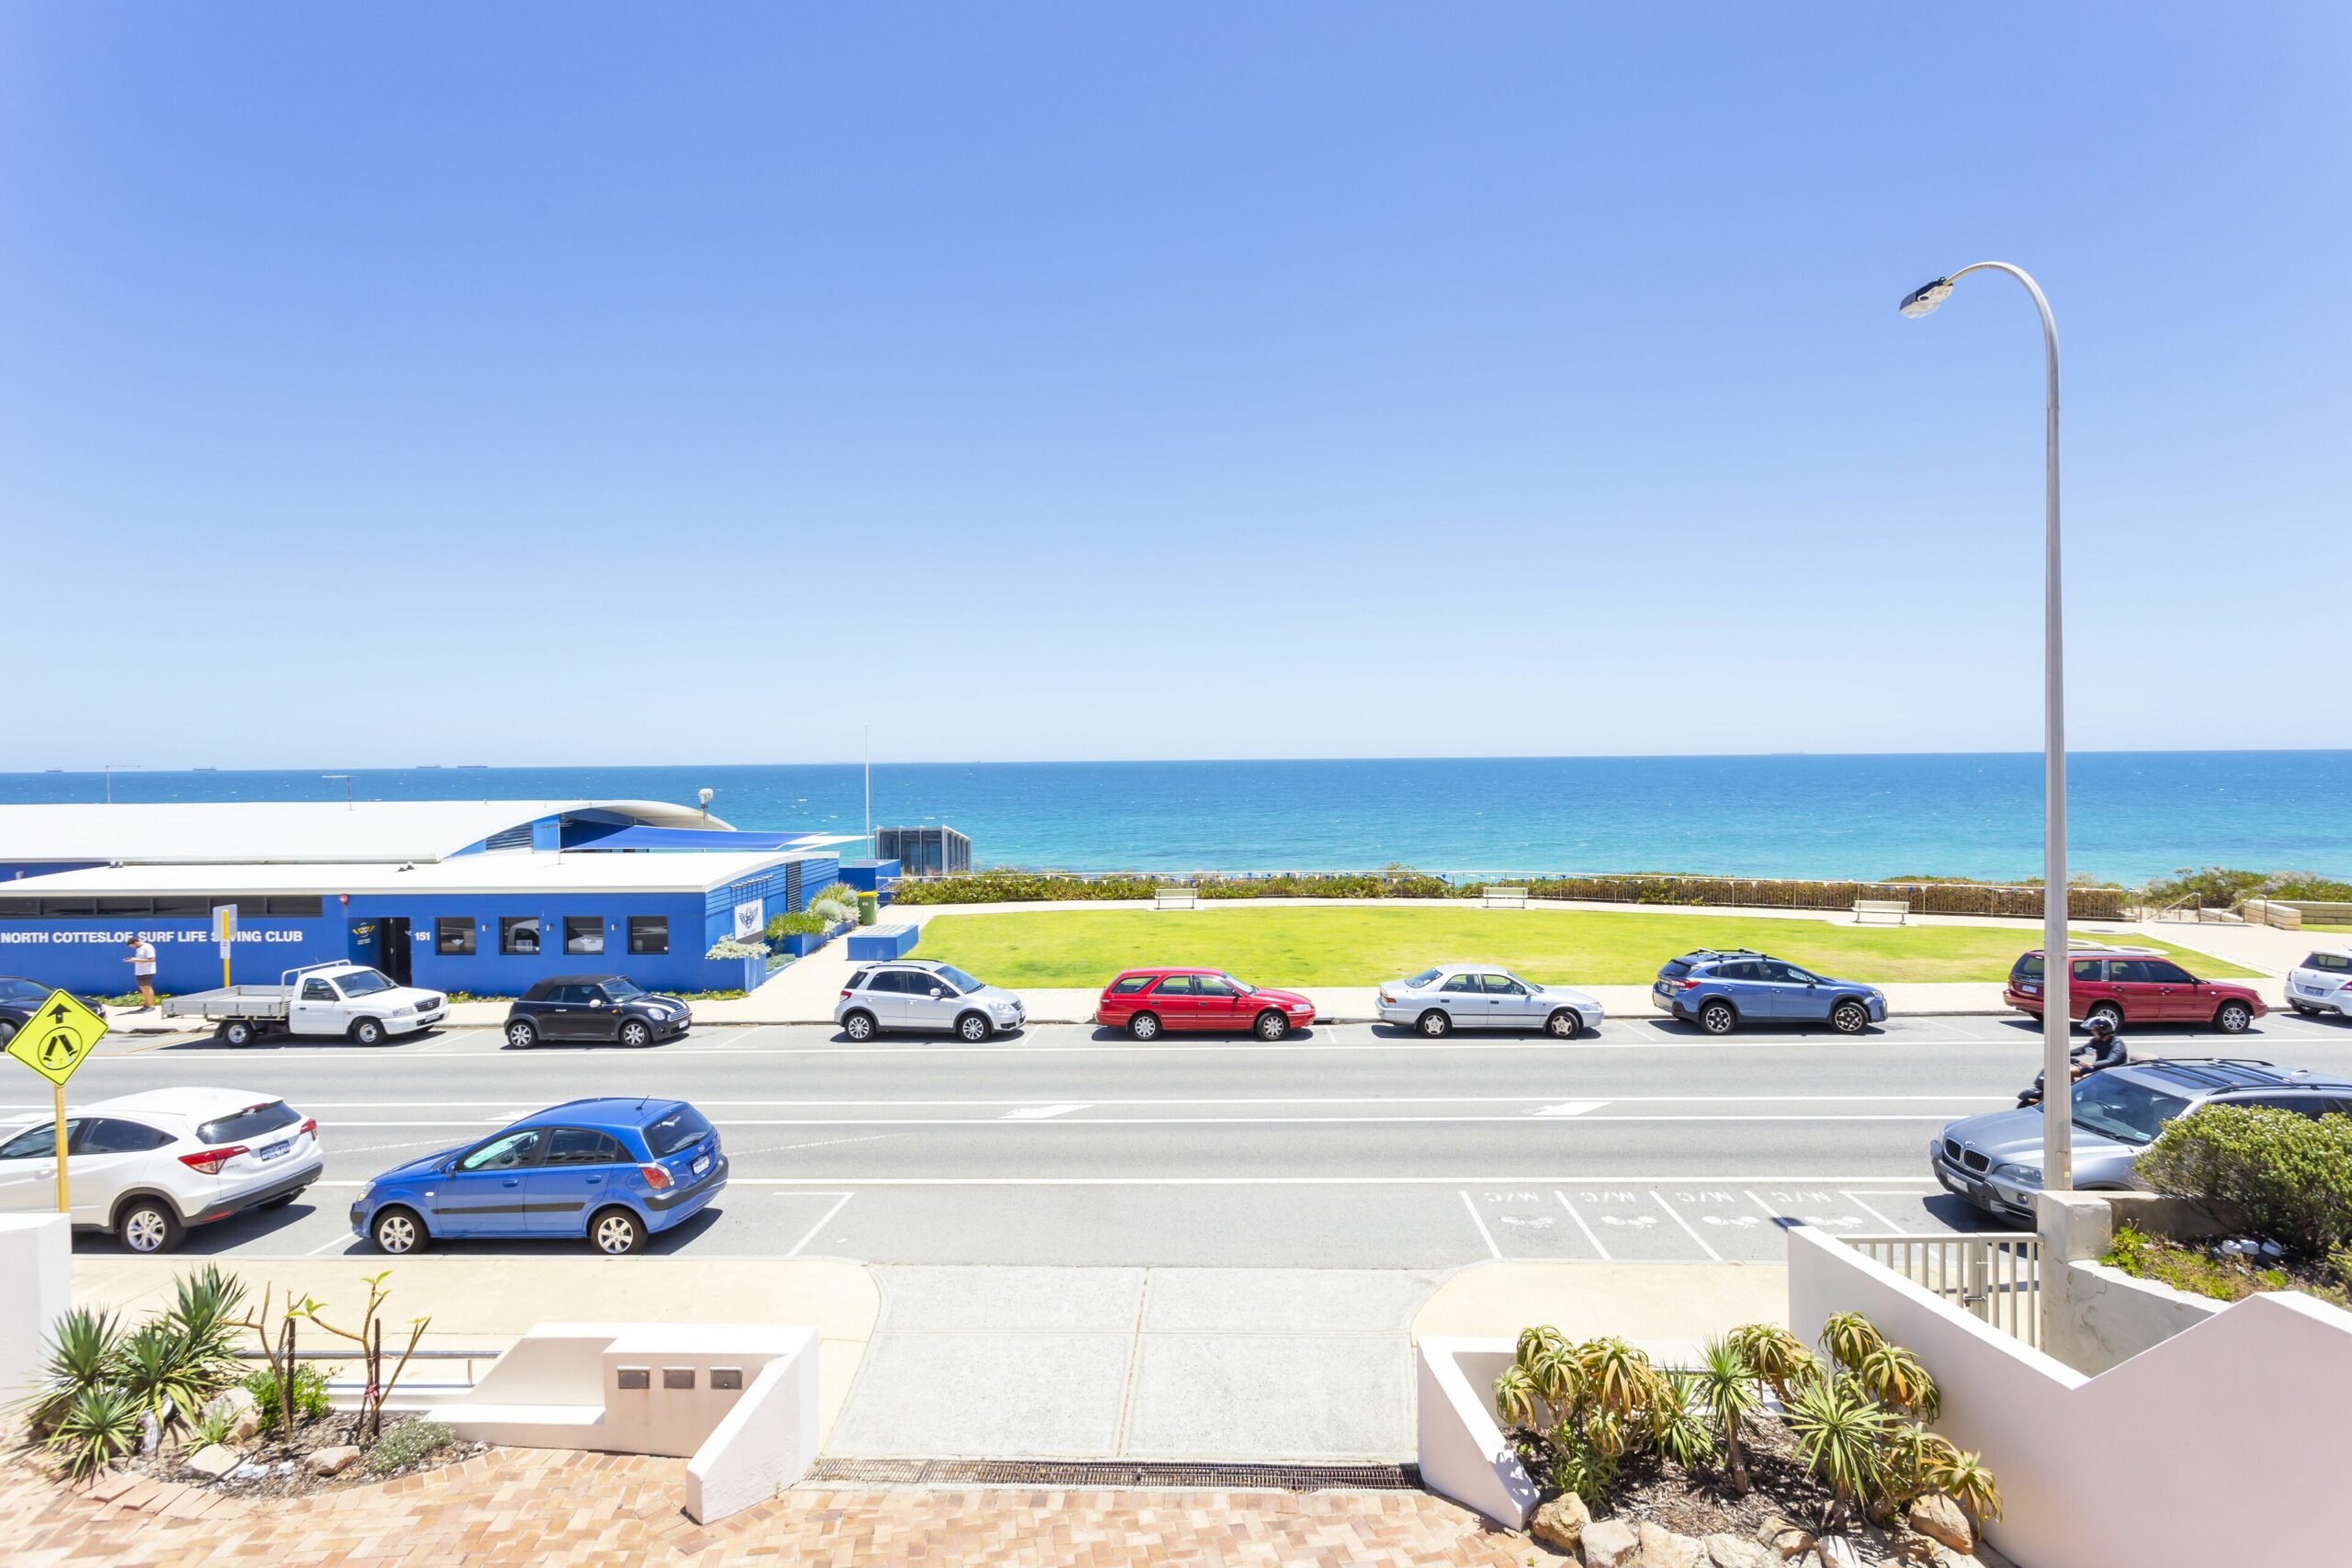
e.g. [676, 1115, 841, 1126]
[2102, 1225, 2350, 1310]
[98, 1412, 483, 1501]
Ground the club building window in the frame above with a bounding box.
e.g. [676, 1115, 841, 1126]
[501, 917, 542, 956]
[435, 918, 476, 956]
[627, 916, 668, 955]
[563, 916, 605, 956]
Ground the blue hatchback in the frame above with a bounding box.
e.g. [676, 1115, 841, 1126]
[350, 1098, 728, 1256]
[1653, 949, 1887, 1035]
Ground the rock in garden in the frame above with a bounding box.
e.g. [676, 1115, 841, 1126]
[1883, 1527, 1939, 1563]
[306, 1445, 363, 1476]
[1907, 1495, 1973, 1553]
[1756, 1517, 1816, 1560]
[184, 1444, 240, 1480]
[1815, 1538, 1862, 1568]
[1578, 1517, 1641, 1568]
[1531, 1492, 1592, 1553]
[1636, 1522, 1704, 1568]
[204, 1386, 262, 1443]
[1703, 1536, 1772, 1568]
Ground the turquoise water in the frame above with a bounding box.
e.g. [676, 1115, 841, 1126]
[6, 752, 2347, 884]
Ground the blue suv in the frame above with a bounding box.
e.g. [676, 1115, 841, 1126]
[351, 1098, 728, 1256]
[1653, 949, 1887, 1035]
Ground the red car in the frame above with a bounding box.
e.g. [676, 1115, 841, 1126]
[2005, 948, 2266, 1033]
[1094, 968, 1317, 1042]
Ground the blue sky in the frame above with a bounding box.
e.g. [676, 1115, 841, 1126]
[3, 4, 2345, 769]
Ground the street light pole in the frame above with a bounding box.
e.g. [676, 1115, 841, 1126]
[1900, 262, 2072, 1191]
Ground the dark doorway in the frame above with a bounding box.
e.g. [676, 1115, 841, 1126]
[379, 918, 413, 985]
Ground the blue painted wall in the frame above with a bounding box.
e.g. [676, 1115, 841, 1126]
[0, 916, 341, 996]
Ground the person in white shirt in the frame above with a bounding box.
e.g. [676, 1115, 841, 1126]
[124, 936, 158, 1010]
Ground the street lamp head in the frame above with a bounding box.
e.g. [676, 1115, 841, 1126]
[1899, 277, 1955, 318]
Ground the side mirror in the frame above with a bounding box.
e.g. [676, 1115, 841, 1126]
[929, 988, 946, 999]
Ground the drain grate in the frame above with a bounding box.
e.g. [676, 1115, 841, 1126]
[804, 1458, 1422, 1492]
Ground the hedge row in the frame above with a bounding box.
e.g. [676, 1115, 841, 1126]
[893, 868, 2125, 919]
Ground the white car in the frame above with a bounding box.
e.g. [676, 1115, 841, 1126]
[2287, 946, 2352, 1021]
[834, 961, 1026, 1042]
[1376, 964, 1605, 1038]
[0, 1088, 323, 1252]
[164, 962, 447, 1046]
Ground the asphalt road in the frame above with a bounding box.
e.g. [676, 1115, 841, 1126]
[23, 1010, 2352, 1268]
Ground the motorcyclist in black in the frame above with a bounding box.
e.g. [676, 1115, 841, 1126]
[2018, 1015, 2128, 1107]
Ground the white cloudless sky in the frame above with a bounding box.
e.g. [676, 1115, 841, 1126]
[2, 3, 2346, 769]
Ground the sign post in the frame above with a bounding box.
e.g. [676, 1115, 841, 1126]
[213, 903, 240, 988]
[5, 990, 108, 1213]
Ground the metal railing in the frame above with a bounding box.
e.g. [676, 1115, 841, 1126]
[1849, 1233, 2043, 1348]
[233, 1347, 492, 1396]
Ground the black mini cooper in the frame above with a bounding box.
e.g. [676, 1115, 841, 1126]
[502, 975, 692, 1049]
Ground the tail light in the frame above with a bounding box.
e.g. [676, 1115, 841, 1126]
[299, 1119, 319, 1138]
[639, 1163, 673, 1191]
[179, 1145, 248, 1175]
[1679, 978, 1703, 991]
[840, 989, 854, 999]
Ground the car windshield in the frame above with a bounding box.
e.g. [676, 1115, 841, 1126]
[1406, 969, 1441, 988]
[603, 979, 646, 999]
[2069, 1074, 2192, 1145]
[337, 968, 396, 997]
[0, 978, 48, 1003]
[645, 1104, 716, 1157]
[1224, 975, 1257, 994]
[934, 965, 984, 994]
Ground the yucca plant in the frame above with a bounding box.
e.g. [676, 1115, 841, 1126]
[1649, 1370, 1718, 1471]
[1816, 1311, 1886, 1373]
[1855, 1343, 1940, 1420]
[1927, 1448, 2005, 1528]
[1783, 1374, 1894, 1529]
[167, 1265, 248, 1369]
[44, 1384, 144, 1481]
[1727, 1322, 1814, 1402]
[1694, 1336, 1761, 1492]
[114, 1321, 215, 1433]
[19, 1308, 127, 1437]
[1547, 1424, 1618, 1505]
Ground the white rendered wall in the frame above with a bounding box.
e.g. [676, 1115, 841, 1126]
[1414, 1338, 1539, 1529]
[0, 1215, 73, 1404]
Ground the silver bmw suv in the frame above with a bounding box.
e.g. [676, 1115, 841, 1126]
[835, 961, 1025, 1043]
[1932, 1057, 2352, 1224]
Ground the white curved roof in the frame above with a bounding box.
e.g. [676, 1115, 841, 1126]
[0, 799, 734, 866]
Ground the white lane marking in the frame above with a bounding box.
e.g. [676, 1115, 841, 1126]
[290, 1113, 1963, 1128]
[28, 1095, 2015, 1111]
[1458, 1191, 1504, 1260]
[1530, 1101, 1609, 1117]
[1000, 1104, 1093, 1120]
[1553, 1190, 1611, 1260]
[781, 1191, 856, 1257]
[295, 1172, 1948, 1190]
[1841, 1190, 1914, 1232]
[305, 1231, 358, 1257]
[1654, 1190, 1723, 1261]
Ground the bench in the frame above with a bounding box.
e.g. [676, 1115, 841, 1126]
[1153, 886, 1199, 910]
[1853, 899, 1910, 925]
[1483, 886, 1531, 909]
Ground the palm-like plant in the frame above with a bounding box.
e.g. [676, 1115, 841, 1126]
[1927, 1448, 2005, 1528]
[1816, 1311, 1886, 1373]
[19, 1307, 127, 1436]
[1855, 1344, 1940, 1420]
[1649, 1370, 1719, 1471]
[1727, 1323, 1815, 1402]
[44, 1385, 144, 1481]
[1694, 1336, 1761, 1492]
[1783, 1374, 1894, 1527]
[168, 1265, 248, 1365]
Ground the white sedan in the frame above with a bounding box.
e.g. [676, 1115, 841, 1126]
[0, 1088, 323, 1252]
[1376, 964, 1604, 1038]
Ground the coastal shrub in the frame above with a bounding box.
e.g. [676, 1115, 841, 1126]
[764, 910, 831, 940]
[704, 937, 767, 961]
[1498, 874, 2127, 920]
[2136, 1106, 2352, 1259]
[808, 882, 862, 926]
[2140, 866, 2352, 909]
[365, 1418, 454, 1475]
[243, 1361, 334, 1436]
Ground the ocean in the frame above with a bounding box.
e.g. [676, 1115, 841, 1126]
[6, 752, 2347, 885]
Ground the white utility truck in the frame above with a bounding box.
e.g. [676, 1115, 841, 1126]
[164, 962, 448, 1046]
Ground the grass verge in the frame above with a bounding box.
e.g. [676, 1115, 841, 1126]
[912, 906, 2259, 987]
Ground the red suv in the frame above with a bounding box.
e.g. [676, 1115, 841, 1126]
[2005, 948, 2266, 1033]
[1094, 969, 1317, 1042]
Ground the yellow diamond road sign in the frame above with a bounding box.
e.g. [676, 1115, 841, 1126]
[6, 989, 108, 1087]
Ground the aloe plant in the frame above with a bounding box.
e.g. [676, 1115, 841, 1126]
[1649, 1370, 1719, 1471]
[1855, 1343, 1940, 1420]
[1576, 1337, 1657, 1418]
[114, 1322, 218, 1431]
[1816, 1310, 1886, 1373]
[1727, 1322, 1815, 1401]
[1928, 1448, 2006, 1527]
[43, 1384, 143, 1480]
[1694, 1336, 1761, 1492]
[19, 1308, 127, 1437]
[167, 1265, 248, 1370]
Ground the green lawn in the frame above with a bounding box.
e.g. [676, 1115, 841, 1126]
[914, 906, 2259, 987]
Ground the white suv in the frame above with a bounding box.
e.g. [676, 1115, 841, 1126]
[2288, 946, 2352, 1021]
[836, 962, 1025, 1042]
[0, 1089, 323, 1252]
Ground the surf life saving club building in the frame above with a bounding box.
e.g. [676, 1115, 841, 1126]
[0, 798, 864, 996]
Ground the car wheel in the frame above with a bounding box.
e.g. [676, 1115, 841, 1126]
[2086, 1002, 2124, 1032]
[2214, 1000, 2253, 1033]
[618, 1019, 653, 1048]
[590, 1206, 644, 1256]
[841, 1010, 877, 1043]
[1255, 1010, 1291, 1042]
[221, 1018, 259, 1048]
[1829, 1000, 1870, 1034]
[0, 1020, 13, 1046]
[349, 1017, 386, 1046]
[1128, 1011, 1161, 1042]
[956, 1011, 992, 1043]
[504, 1020, 538, 1049]
[1699, 999, 1738, 1035]
[1546, 1008, 1582, 1039]
[117, 1199, 182, 1255]
[371, 1205, 425, 1255]
[1418, 1009, 1453, 1038]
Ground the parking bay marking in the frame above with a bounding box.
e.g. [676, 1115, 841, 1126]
[777, 1191, 856, 1257]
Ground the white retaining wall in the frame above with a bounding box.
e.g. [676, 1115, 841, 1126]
[1788, 1224, 2352, 1567]
[0, 1214, 73, 1404]
[1414, 1338, 1539, 1528]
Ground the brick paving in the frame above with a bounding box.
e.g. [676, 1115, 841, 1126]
[3, 1449, 1536, 1567]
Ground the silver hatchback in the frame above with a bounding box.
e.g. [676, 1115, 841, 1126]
[836, 961, 1026, 1043]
